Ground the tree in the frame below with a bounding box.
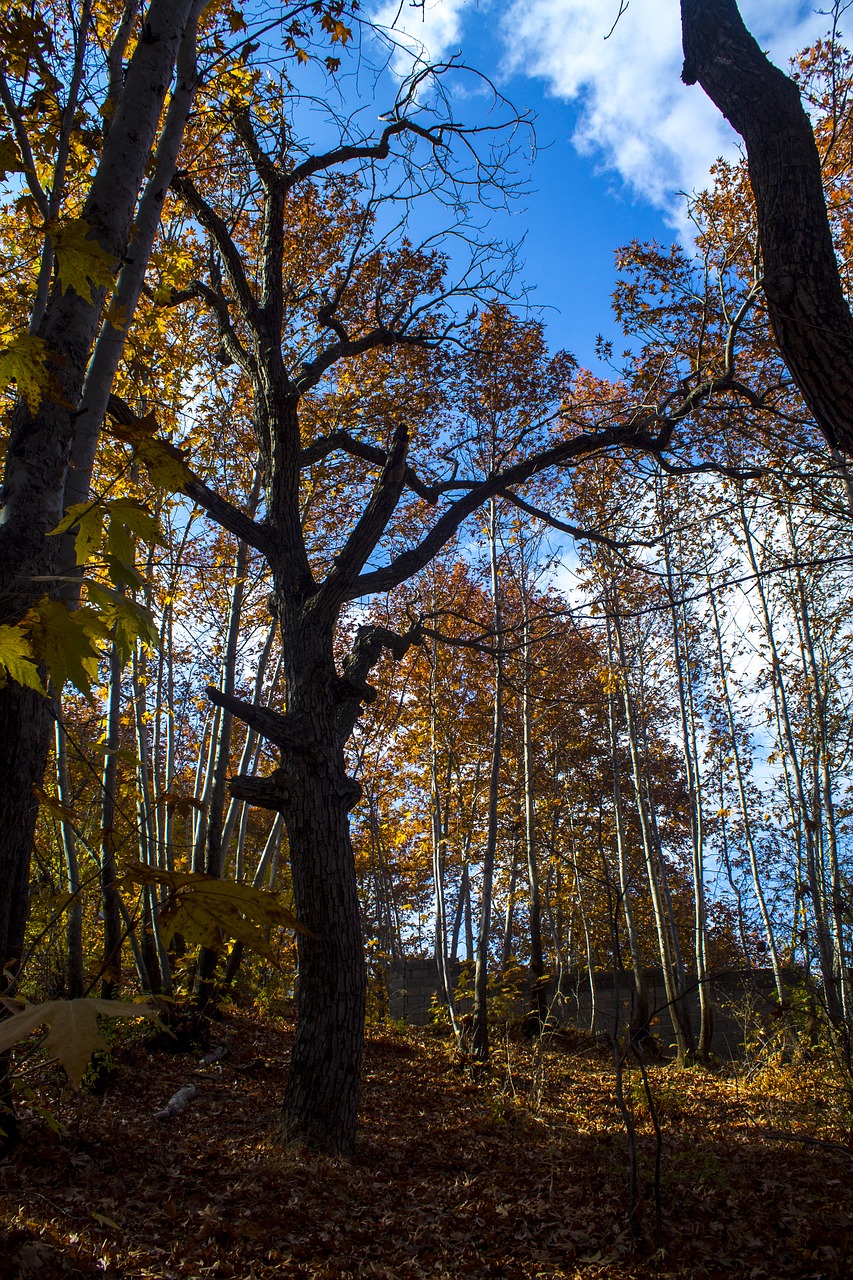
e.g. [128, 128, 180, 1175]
[680, 0, 853, 456]
[0, 0, 357, 1146]
[152, 45, 743, 1151]
[0, 3, 207, 1142]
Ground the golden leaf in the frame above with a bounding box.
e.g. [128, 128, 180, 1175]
[0, 998, 158, 1090]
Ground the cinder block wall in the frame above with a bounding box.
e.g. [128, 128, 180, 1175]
[385, 960, 787, 1057]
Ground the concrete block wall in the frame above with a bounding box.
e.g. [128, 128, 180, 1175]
[385, 959, 787, 1057]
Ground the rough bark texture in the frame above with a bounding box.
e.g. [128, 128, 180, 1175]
[681, 0, 853, 455]
[0, 686, 52, 978]
[0, 0, 198, 1039]
[262, 608, 366, 1155]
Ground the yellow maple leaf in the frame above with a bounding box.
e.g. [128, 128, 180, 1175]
[24, 596, 111, 699]
[106, 411, 194, 492]
[123, 863, 312, 962]
[0, 623, 45, 693]
[48, 500, 105, 566]
[49, 217, 118, 302]
[0, 998, 158, 1089]
[0, 334, 52, 411]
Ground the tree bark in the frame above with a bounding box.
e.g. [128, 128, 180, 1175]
[472, 499, 504, 1063]
[274, 618, 366, 1155]
[681, 0, 853, 455]
[0, 0, 200, 1086]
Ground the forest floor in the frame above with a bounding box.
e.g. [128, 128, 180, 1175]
[1, 1008, 852, 1279]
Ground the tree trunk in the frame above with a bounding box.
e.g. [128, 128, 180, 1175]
[278, 725, 365, 1154]
[681, 0, 853, 456]
[472, 498, 504, 1062]
[705, 566, 785, 1003]
[100, 633, 125, 999]
[521, 599, 547, 1029]
[607, 686, 650, 1039]
[222, 596, 366, 1155]
[54, 712, 84, 1000]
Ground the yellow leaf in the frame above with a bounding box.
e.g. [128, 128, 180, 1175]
[106, 412, 194, 492]
[0, 334, 52, 412]
[106, 498, 166, 546]
[24, 597, 111, 698]
[49, 217, 118, 302]
[33, 785, 75, 823]
[91, 1211, 121, 1231]
[48, 501, 104, 566]
[122, 863, 312, 962]
[0, 623, 45, 694]
[0, 998, 158, 1090]
[156, 790, 207, 818]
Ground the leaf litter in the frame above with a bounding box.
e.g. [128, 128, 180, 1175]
[1, 1012, 851, 1278]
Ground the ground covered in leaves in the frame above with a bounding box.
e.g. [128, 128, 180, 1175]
[1, 1010, 852, 1278]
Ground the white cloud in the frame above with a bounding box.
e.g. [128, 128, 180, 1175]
[371, 1, 831, 223]
[371, 0, 472, 74]
[499, 0, 828, 223]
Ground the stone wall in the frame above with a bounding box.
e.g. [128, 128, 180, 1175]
[384, 959, 787, 1057]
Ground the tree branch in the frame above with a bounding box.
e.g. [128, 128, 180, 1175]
[497, 488, 660, 550]
[300, 430, 439, 503]
[105, 395, 270, 555]
[205, 685, 308, 751]
[295, 326, 432, 394]
[315, 420, 412, 612]
[349, 421, 659, 599]
[171, 173, 265, 340]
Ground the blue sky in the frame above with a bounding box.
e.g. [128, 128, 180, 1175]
[364, 0, 831, 367]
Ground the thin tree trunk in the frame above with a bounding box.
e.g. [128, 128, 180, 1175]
[521, 597, 547, 1029]
[100, 634, 124, 999]
[607, 686, 650, 1037]
[609, 595, 694, 1058]
[659, 481, 711, 1059]
[736, 487, 842, 1024]
[54, 711, 84, 1000]
[472, 499, 504, 1062]
[705, 559, 785, 1003]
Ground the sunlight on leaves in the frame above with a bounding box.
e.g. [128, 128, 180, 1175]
[0, 334, 51, 411]
[0, 998, 158, 1090]
[122, 863, 313, 964]
[48, 217, 118, 302]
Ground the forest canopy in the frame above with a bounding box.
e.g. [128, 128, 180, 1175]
[1, 0, 853, 1178]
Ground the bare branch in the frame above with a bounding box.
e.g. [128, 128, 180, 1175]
[497, 488, 660, 550]
[301, 430, 439, 503]
[205, 685, 308, 751]
[171, 174, 265, 340]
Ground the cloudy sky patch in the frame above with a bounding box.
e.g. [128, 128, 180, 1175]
[372, 0, 830, 222]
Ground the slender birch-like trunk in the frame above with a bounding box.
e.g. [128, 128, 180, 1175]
[472, 499, 504, 1062]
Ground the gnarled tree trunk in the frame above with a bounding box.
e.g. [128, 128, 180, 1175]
[680, 0, 853, 455]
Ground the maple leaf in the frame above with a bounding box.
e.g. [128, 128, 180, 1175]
[122, 863, 313, 962]
[48, 501, 105, 566]
[84, 581, 159, 666]
[0, 135, 24, 181]
[0, 334, 52, 411]
[0, 624, 45, 693]
[156, 790, 208, 819]
[106, 411, 194, 492]
[48, 217, 118, 302]
[0, 998, 158, 1089]
[24, 596, 112, 698]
